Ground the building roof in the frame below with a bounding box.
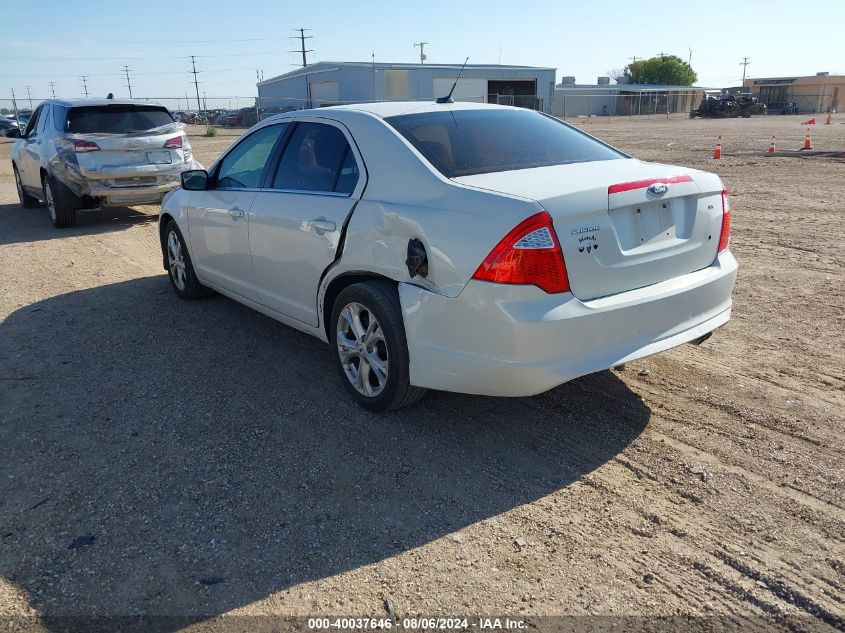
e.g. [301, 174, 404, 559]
[258, 61, 556, 87]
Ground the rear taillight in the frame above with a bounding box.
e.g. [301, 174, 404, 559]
[472, 211, 570, 294]
[73, 140, 100, 152]
[163, 136, 183, 150]
[718, 189, 731, 252]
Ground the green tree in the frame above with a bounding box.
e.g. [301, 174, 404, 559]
[625, 55, 697, 85]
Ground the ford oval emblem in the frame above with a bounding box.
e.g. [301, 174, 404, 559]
[647, 183, 669, 197]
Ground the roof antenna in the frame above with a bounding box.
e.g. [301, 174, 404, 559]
[436, 57, 469, 104]
[106, 92, 114, 99]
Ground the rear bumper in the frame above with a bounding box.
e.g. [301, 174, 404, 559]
[400, 251, 738, 397]
[80, 162, 183, 204]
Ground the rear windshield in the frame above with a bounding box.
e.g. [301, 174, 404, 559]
[65, 105, 175, 134]
[386, 109, 624, 178]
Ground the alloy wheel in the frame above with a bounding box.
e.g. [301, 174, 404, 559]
[336, 302, 389, 397]
[167, 230, 187, 291]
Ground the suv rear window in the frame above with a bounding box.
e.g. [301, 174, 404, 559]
[65, 105, 175, 134]
[385, 109, 623, 178]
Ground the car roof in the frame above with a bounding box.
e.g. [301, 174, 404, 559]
[41, 98, 168, 108]
[324, 100, 517, 119]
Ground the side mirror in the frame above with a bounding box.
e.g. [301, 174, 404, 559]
[181, 169, 209, 191]
[4, 128, 20, 139]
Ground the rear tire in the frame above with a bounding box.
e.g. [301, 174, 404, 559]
[164, 220, 212, 300]
[331, 280, 426, 412]
[43, 174, 79, 228]
[13, 165, 39, 209]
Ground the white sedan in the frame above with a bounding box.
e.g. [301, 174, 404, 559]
[159, 102, 736, 411]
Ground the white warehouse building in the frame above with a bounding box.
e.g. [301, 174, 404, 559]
[257, 61, 557, 114]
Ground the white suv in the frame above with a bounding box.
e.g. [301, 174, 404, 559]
[11, 98, 201, 228]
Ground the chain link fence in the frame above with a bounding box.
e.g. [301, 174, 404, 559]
[2, 89, 837, 134]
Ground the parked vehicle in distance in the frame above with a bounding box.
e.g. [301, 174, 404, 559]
[15, 110, 32, 128]
[690, 94, 767, 118]
[11, 98, 202, 228]
[0, 116, 19, 137]
[219, 106, 258, 127]
[160, 102, 737, 410]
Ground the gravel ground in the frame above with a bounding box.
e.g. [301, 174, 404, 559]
[0, 116, 843, 632]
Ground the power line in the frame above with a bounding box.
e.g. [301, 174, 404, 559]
[122, 65, 133, 98]
[739, 57, 751, 85]
[290, 28, 313, 67]
[414, 41, 429, 64]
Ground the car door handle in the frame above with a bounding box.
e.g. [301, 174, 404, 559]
[308, 218, 336, 233]
[229, 206, 245, 219]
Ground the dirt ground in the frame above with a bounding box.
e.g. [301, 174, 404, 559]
[0, 115, 843, 632]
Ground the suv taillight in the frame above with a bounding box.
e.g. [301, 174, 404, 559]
[718, 189, 731, 252]
[73, 140, 100, 152]
[163, 136, 183, 149]
[472, 211, 570, 294]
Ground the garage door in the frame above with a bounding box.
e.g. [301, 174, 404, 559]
[310, 81, 340, 106]
[432, 77, 487, 103]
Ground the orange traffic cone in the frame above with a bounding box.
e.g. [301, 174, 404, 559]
[713, 135, 722, 159]
[802, 128, 813, 150]
[825, 112, 832, 125]
[768, 134, 776, 153]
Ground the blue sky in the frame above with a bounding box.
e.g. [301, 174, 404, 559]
[2, 0, 842, 109]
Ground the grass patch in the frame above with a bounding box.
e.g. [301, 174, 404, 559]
[205, 126, 218, 137]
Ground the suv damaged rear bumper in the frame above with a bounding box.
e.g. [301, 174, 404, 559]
[399, 251, 738, 397]
[55, 158, 196, 206]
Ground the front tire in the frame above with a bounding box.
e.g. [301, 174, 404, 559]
[13, 165, 39, 208]
[164, 220, 212, 300]
[43, 175, 79, 228]
[331, 281, 426, 412]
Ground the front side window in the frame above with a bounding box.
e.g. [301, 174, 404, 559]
[272, 122, 358, 194]
[215, 123, 288, 189]
[36, 105, 51, 135]
[386, 109, 624, 178]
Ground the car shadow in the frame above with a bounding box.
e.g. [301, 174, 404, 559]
[0, 277, 651, 630]
[0, 202, 158, 247]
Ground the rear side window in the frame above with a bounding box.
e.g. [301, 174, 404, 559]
[65, 105, 175, 134]
[386, 109, 624, 178]
[272, 122, 358, 194]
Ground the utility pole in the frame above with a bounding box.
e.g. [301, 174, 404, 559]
[80, 76, 89, 98]
[290, 28, 313, 68]
[739, 56, 751, 86]
[688, 47, 692, 66]
[414, 41, 428, 64]
[49, 82, 57, 98]
[10, 89, 20, 124]
[25, 85, 33, 108]
[190, 56, 203, 120]
[121, 65, 133, 98]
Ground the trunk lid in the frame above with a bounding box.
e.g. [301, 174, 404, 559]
[454, 159, 725, 301]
